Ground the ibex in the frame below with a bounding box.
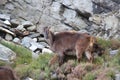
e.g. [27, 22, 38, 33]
[0, 66, 19, 80]
[43, 27, 96, 65]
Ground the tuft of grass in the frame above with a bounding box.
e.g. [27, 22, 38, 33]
[83, 72, 96, 80]
[108, 50, 120, 67]
[0, 40, 32, 65]
[97, 38, 112, 49]
[30, 53, 53, 69]
[106, 70, 115, 79]
[94, 57, 104, 65]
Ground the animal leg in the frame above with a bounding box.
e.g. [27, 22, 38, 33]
[49, 54, 59, 66]
[85, 51, 93, 63]
[58, 53, 65, 66]
[76, 48, 84, 62]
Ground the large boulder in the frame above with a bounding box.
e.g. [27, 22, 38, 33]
[0, 44, 16, 62]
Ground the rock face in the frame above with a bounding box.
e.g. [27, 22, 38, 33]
[0, 44, 16, 62]
[0, 0, 119, 39]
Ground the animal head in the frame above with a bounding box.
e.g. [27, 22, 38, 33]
[89, 36, 97, 47]
[43, 27, 54, 46]
[43, 27, 51, 39]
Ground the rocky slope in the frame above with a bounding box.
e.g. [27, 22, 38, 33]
[0, 0, 120, 40]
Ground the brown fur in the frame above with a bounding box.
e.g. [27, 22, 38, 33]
[43, 27, 96, 65]
[0, 66, 19, 80]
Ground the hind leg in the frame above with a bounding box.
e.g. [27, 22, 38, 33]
[58, 52, 65, 66]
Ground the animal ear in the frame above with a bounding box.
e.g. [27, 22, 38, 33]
[43, 26, 50, 32]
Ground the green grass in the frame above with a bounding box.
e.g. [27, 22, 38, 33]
[0, 40, 32, 65]
[106, 70, 115, 79]
[97, 38, 112, 49]
[83, 72, 96, 80]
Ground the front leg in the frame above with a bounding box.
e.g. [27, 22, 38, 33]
[85, 51, 93, 63]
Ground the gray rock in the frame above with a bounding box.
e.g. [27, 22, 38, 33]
[10, 19, 21, 27]
[16, 25, 25, 31]
[5, 3, 14, 10]
[42, 48, 53, 54]
[0, 44, 16, 62]
[73, 0, 93, 14]
[3, 20, 11, 26]
[104, 15, 119, 30]
[63, 8, 88, 29]
[0, 0, 7, 5]
[21, 37, 32, 48]
[92, 0, 120, 13]
[24, 0, 32, 4]
[89, 12, 120, 39]
[21, 21, 33, 27]
[13, 38, 21, 44]
[51, 73, 58, 80]
[39, 14, 72, 32]
[23, 77, 33, 80]
[30, 42, 44, 51]
[50, 24, 72, 32]
[21, 37, 44, 51]
[50, 2, 63, 20]
[5, 33, 13, 41]
[62, 0, 93, 15]
[115, 73, 120, 80]
[32, 38, 37, 42]
[110, 49, 119, 56]
[39, 42, 49, 48]
[78, 29, 89, 33]
[27, 25, 36, 31]
[0, 14, 10, 20]
[28, 33, 40, 38]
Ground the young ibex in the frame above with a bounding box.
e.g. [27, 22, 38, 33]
[43, 27, 96, 65]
